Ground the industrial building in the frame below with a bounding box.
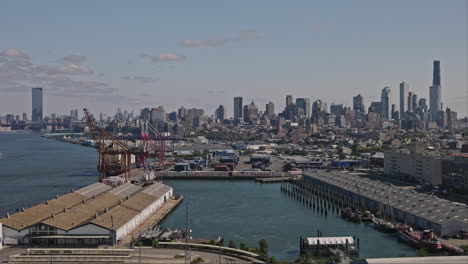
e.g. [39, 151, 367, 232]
[303, 170, 468, 236]
[0, 182, 172, 247]
[384, 147, 442, 185]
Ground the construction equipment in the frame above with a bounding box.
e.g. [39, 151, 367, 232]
[83, 108, 137, 182]
[140, 121, 166, 167]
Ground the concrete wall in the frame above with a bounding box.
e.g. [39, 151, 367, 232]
[115, 188, 172, 241]
[2, 226, 28, 245]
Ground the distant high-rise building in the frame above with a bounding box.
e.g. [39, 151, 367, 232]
[286, 95, 293, 106]
[31, 87, 43, 123]
[22, 113, 27, 121]
[430, 60, 442, 121]
[233, 97, 243, 120]
[433, 60, 441, 86]
[296, 98, 311, 117]
[215, 105, 226, 122]
[151, 106, 166, 122]
[330, 104, 344, 117]
[248, 101, 259, 122]
[407, 92, 414, 112]
[380, 87, 391, 119]
[412, 94, 418, 112]
[243, 105, 249, 123]
[419, 98, 428, 112]
[399, 82, 409, 115]
[265, 101, 275, 118]
[430, 85, 441, 120]
[353, 94, 365, 113]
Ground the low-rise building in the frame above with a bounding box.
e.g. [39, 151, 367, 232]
[442, 153, 468, 194]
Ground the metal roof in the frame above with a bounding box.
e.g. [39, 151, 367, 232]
[303, 170, 468, 226]
[0, 192, 88, 230]
[306, 236, 355, 246]
[108, 182, 141, 197]
[74, 183, 112, 197]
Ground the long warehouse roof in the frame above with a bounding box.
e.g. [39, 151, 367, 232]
[303, 170, 468, 225]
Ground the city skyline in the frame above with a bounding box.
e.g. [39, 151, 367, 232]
[0, 1, 467, 117]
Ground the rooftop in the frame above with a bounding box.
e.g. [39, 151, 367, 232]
[303, 170, 468, 225]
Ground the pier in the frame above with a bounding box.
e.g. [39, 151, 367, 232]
[283, 170, 468, 237]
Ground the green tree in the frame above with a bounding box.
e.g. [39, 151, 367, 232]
[152, 239, 159, 248]
[193, 150, 202, 157]
[228, 240, 236, 248]
[417, 248, 428, 257]
[268, 256, 278, 263]
[239, 243, 246, 250]
[258, 239, 269, 260]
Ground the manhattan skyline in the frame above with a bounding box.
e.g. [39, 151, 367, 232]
[0, 0, 467, 117]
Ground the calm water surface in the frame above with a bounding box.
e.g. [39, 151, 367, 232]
[0, 132, 416, 259]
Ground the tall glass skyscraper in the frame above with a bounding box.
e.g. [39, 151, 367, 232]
[430, 60, 442, 121]
[296, 98, 311, 117]
[233, 96, 243, 120]
[31, 87, 43, 123]
[381, 87, 391, 119]
[399, 81, 409, 116]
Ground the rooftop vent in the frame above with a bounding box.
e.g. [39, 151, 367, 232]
[51, 213, 56, 218]
[119, 200, 123, 205]
[82, 200, 86, 204]
[44, 201, 49, 205]
[71, 188, 74, 193]
[104, 208, 108, 212]
[56, 195, 59, 199]
[63, 208, 68, 213]
[5, 213, 9, 218]
[20, 208, 25, 212]
[92, 194, 96, 199]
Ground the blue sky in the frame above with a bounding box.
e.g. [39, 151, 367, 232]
[0, 0, 467, 117]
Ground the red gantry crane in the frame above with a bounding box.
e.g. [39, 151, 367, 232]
[84, 108, 134, 182]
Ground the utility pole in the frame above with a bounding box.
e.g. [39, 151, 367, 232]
[184, 202, 191, 264]
[139, 229, 142, 264]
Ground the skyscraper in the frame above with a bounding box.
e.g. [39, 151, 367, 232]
[233, 97, 243, 120]
[296, 98, 311, 117]
[381, 87, 391, 119]
[399, 82, 409, 116]
[31, 87, 43, 123]
[353, 94, 365, 113]
[433, 60, 441, 86]
[430, 85, 441, 120]
[215, 105, 226, 122]
[286, 95, 293, 106]
[265, 101, 275, 118]
[407, 92, 414, 112]
[430, 60, 442, 121]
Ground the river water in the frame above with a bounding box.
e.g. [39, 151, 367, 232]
[0, 132, 416, 260]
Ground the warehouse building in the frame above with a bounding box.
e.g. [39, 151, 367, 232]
[303, 170, 468, 236]
[0, 182, 172, 247]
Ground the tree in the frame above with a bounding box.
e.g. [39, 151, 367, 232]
[202, 149, 211, 157]
[193, 150, 202, 157]
[152, 239, 159, 248]
[228, 240, 236, 248]
[417, 248, 428, 257]
[239, 243, 246, 250]
[268, 256, 278, 263]
[258, 239, 269, 260]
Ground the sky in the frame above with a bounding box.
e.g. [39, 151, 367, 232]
[0, 0, 467, 118]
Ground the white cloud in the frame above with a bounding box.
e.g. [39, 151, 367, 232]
[0, 49, 30, 59]
[122, 75, 158, 83]
[45, 63, 94, 75]
[59, 55, 87, 65]
[141, 53, 186, 62]
[179, 30, 262, 47]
